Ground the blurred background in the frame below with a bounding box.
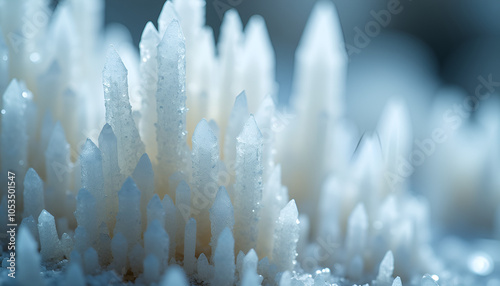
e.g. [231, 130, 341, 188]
[97, 0, 500, 104]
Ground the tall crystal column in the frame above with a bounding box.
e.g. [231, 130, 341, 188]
[212, 227, 235, 286]
[156, 19, 189, 192]
[98, 123, 123, 230]
[214, 9, 243, 140]
[80, 139, 105, 225]
[234, 116, 263, 253]
[138, 22, 160, 161]
[103, 47, 145, 176]
[114, 177, 142, 249]
[241, 15, 275, 113]
[272, 200, 299, 271]
[280, 1, 347, 233]
[191, 118, 219, 250]
[1, 80, 27, 201]
[45, 122, 72, 217]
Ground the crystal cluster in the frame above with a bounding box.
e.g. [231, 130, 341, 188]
[0, 0, 499, 285]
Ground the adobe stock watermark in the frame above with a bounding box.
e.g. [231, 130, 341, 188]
[386, 74, 500, 189]
[346, 0, 408, 56]
[7, 6, 51, 54]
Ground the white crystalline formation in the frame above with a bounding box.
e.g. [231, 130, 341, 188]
[0, 0, 496, 285]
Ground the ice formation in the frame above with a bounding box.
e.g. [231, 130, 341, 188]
[0, 0, 499, 285]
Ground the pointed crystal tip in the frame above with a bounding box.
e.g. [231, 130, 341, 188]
[237, 115, 262, 145]
[193, 119, 218, 146]
[103, 46, 127, 76]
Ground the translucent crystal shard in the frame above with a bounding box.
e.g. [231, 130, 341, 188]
[156, 19, 189, 182]
[144, 219, 170, 270]
[80, 139, 105, 224]
[184, 218, 197, 274]
[21, 215, 38, 241]
[241, 15, 275, 113]
[83, 247, 99, 274]
[74, 188, 98, 250]
[346, 203, 368, 259]
[392, 276, 402, 286]
[1, 80, 27, 195]
[98, 123, 122, 229]
[65, 262, 85, 286]
[175, 180, 191, 253]
[172, 0, 204, 44]
[23, 168, 45, 221]
[139, 22, 160, 161]
[143, 254, 160, 284]
[38, 209, 63, 261]
[257, 164, 288, 257]
[254, 96, 277, 178]
[376, 250, 394, 283]
[234, 116, 263, 253]
[17, 225, 43, 286]
[132, 153, 155, 232]
[161, 194, 177, 258]
[158, 1, 179, 36]
[242, 249, 258, 283]
[103, 47, 145, 176]
[273, 200, 299, 271]
[216, 9, 243, 138]
[45, 121, 72, 216]
[114, 177, 142, 248]
[111, 232, 128, 274]
[280, 0, 346, 227]
[213, 227, 235, 286]
[129, 243, 144, 276]
[197, 253, 213, 281]
[291, 1, 346, 119]
[377, 99, 412, 188]
[147, 194, 166, 227]
[210, 186, 234, 256]
[191, 118, 219, 245]
[160, 265, 189, 286]
[224, 91, 249, 165]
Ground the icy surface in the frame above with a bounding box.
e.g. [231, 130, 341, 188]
[210, 186, 234, 255]
[156, 19, 189, 180]
[98, 123, 122, 229]
[114, 177, 142, 248]
[183, 217, 197, 274]
[273, 199, 299, 272]
[80, 139, 105, 224]
[38, 209, 63, 261]
[144, 219, 169, 269]
[139, 21, 160, 160]
[213, 227, 235, 286]
[224, 91, 249, 165]
[234, 116, 263, 253]
[17, 225, 43, 286]
[23, 168, 45, 220]
[103, 47, 145, 176]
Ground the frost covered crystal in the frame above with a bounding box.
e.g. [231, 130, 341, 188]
[103, 48, 145, 176]
[1, 0, 499, 285]
[234, 116, 264, 253]
[156, 19, 189, 183]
